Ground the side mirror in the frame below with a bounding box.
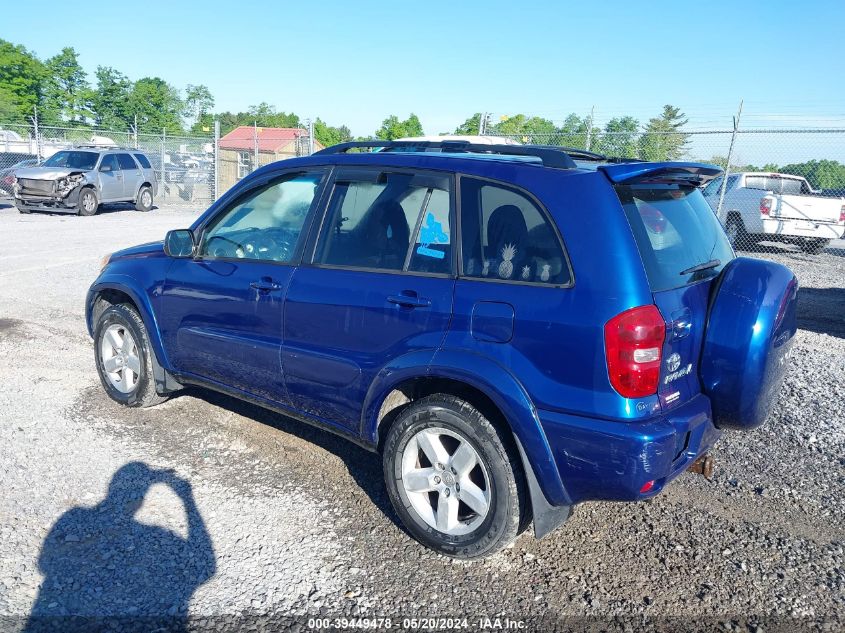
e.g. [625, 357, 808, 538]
[164, 229, 196, 258]
[99, 164, 112, 173]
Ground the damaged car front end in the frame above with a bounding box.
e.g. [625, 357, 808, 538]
[13, 169, 90, 212]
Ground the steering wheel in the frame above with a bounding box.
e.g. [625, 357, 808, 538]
[205, 235, 246, 258]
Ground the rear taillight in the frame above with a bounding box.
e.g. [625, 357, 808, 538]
[760, 198, 773, 216]
[839, 205, 844, 223]
[604, 305, 666, 399]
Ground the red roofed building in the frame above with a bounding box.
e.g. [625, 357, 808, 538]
[218, 126, 324, 192]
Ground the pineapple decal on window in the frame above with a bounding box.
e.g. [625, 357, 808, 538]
[521, 265, 531, 280]
[540, 263, 551, 282]
[498, 243, 517, 279]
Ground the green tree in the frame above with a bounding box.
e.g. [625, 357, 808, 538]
[779, 159, 845, 190]
[375, 113, 424, 140]
[127, 77, 184, 133]
[184, 84, 214, 130]
[493, 114, 557, 141]
[598, 116, 640, 158]
[216, 104, 301, 134]
[43, 47, 90, 125]
[313, 118, 352, 147]
[91, 66, 132, 130]
[552, 114, 595, 149]
[0, 39, 48, 124]
[454, 113, 483, 135]
[639, 105, 689, 161]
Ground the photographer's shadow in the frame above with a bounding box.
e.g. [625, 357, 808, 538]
[26, 462, 215, 631]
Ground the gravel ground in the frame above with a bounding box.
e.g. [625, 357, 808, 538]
[0, 203, 842, 632]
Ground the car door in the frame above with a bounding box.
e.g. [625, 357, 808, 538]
[98, 154, 123, 201]
[116, 153, 142, 199]
[158, 168, 328, 403]
[282, 167, 456, 431]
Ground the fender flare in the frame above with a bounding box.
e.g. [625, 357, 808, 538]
[86, 275, 179, 393]
[361, 348, 572, 516]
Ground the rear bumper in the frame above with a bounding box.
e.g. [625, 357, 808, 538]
[762, 218, 845, 239]
[538, 394, 721, 504]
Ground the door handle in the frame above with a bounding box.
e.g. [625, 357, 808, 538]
[250, 278, 282, 292]
[387, 293, 431, 309]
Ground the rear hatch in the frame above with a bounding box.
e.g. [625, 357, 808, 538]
[770, 194, 844, 224]
[604, 163, 798, 428]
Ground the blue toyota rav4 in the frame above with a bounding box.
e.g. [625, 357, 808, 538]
[86, 141, 798, 559]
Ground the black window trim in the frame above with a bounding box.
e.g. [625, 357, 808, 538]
[303, 165, 458, 280]
[455, 173, 575, 290]
[192, 166, 331, 268]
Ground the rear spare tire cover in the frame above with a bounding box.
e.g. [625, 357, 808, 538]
[700, 257, 798, 430]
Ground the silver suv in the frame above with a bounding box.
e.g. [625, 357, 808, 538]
[13, 146, 158, 216]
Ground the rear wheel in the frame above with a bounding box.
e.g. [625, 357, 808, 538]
[94, 304, 167, 408]
[77, 188, 98, 216]
[135, 186, 153, 212]
[383, 394, 526, 559]
[801, 238, 829, 254]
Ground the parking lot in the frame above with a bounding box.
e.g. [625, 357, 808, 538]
[0, 203, 842, 630]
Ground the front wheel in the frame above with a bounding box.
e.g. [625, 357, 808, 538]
[77, 188, 99, 216]
[135, 186, 153, 212]
[383, 394, 527, 559]
[94, 304, 167, 408]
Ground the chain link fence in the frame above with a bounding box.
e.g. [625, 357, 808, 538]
[487, 129, 845, 257]
[1, 121, 843, 259]
[0, 122, 322, 208]
[0, 122, 216, 206]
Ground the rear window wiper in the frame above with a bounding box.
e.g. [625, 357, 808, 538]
[679, 259, 721, 276]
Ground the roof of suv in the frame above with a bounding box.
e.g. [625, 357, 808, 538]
[71, 145, 151, 154]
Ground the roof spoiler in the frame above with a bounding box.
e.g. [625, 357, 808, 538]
[600, 162, 723, 186]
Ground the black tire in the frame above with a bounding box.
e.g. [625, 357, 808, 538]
[801, 238, 829, 254]
[77, 188, 99, 216]
[94, 304, 167, 408]
[383, 394, 527, 559]
[725, 215, 749, 250]
[135, 185, 153, 212]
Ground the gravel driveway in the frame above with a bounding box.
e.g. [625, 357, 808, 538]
[0, 203, 842, 632]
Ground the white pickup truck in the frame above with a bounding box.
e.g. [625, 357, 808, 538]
[703, 172, 845, 253]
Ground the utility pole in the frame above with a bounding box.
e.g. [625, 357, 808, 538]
[133, 114, 138, 148]
[253, 121, 259, 171]
[308, 118, 314, 155]
[213, 119, 220, 201]
[31, 105, 41, 159]
[477, 112, 486, 135]
[716, 99, 744, 220]
[585, 105, 595, 151]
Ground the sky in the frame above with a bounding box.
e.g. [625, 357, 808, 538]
[3, 0, 844, 162]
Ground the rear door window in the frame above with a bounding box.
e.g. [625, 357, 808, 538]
[315, 170, 453, 274]
[616, 184, 734, 291]
[116, 154, 138, 170]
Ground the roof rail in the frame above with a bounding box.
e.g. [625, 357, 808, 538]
[314, 140, 579, 169]
[73, 144, 136, 150]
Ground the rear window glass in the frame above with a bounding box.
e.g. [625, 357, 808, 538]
[616, 184, 734, 292]
[134, 153, 152, 169]
[745, 175, 805, 195]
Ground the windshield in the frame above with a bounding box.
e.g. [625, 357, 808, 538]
[616, 184, 735, 292]
[42, 151, 98, 170]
